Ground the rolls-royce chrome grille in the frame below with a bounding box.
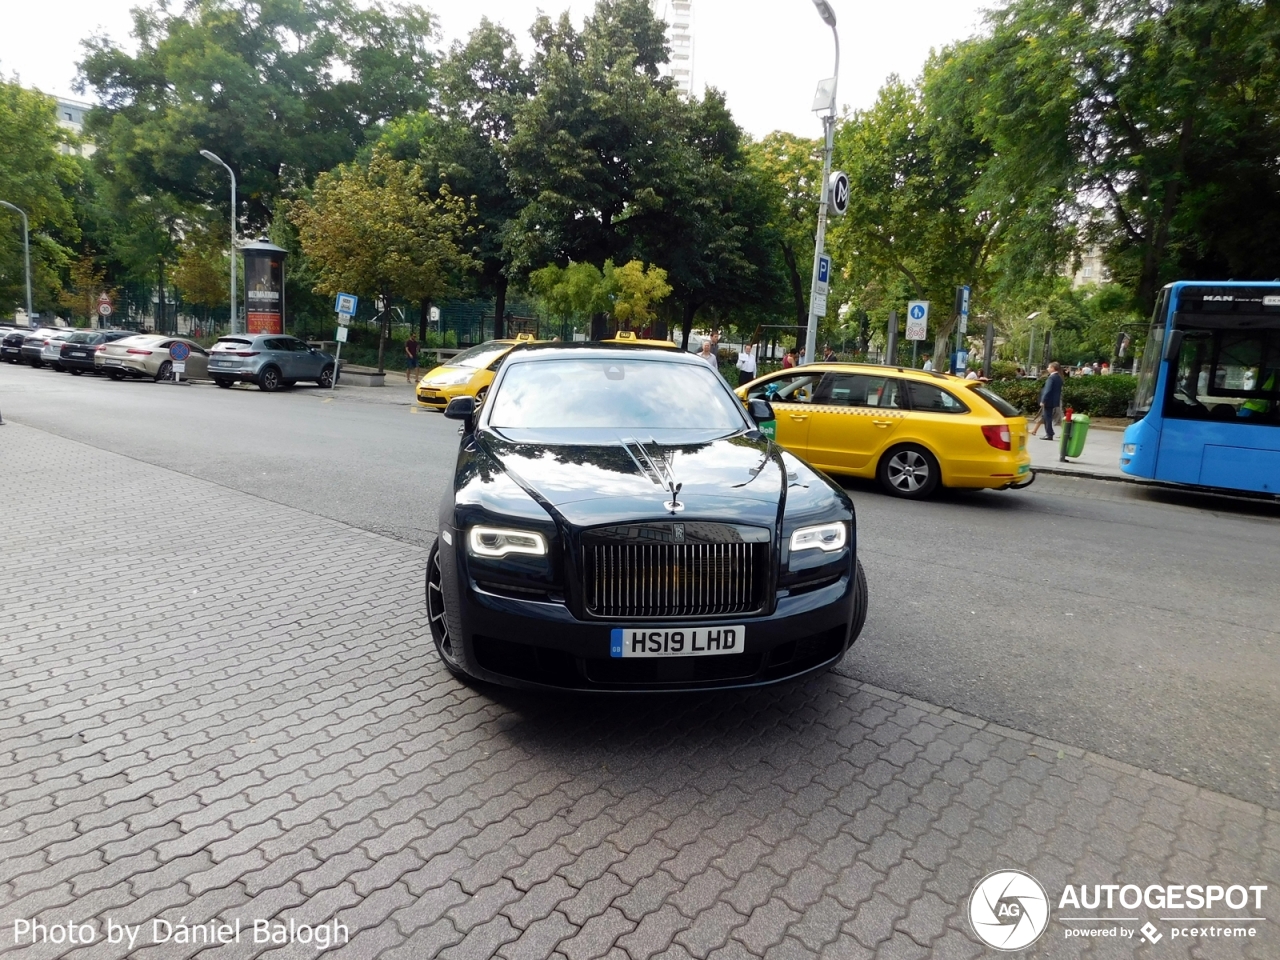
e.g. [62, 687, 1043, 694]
[582, 526, 768, 619]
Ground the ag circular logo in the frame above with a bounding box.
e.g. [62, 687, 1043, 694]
[968, 869, 1050, 951]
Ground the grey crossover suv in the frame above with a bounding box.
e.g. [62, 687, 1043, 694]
[207, 334, 337, 391]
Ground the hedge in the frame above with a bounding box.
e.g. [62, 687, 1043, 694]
[985, 374, 1137, 417]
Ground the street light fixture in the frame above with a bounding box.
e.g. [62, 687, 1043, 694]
[804, 0, 840, 367]
[0, 201, 33, 327]
[1026, 311, 1041, 371]
[200, 149, 238, 334]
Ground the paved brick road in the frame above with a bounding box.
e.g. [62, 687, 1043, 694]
[1, 423, 1275, 960]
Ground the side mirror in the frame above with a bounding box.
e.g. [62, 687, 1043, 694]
[444, 396, 477, 423]
[1163, 330, 1184, 363]
[747, 397, 775, 424]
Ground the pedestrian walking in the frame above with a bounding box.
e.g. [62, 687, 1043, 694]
[1038, 361, 1064, 440]
[735, 342, 758, 387]
[404, 335, 419, 383]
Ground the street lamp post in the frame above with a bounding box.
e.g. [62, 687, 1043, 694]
[1026, 311, 1041, 373]
[804, 0, 839, 367]
[0, 201, 33, 326]
[199, 150, 238, 334]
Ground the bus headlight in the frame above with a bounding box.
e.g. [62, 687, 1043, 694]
[1123, 443, 1136, 454]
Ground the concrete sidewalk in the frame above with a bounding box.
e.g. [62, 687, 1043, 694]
[1028, 419, 1127, 480]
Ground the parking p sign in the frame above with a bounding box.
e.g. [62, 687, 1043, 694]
[906, 301, 929, 341]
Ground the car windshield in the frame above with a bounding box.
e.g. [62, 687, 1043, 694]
[449, 341, 512, 370]
[488, 357, 748, 433]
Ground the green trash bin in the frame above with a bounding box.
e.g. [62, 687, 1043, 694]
[1059, 414, 1090, 460]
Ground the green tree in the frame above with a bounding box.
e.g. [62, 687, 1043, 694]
[529, 261, 610, 333]
[604, 259, 671, 327]
[745, 132, 821, 331]
[965, 0, 1280, 311]
[172, 226, 229, 325]
[288, 147, 477, 317]
[0, 80, 81, 315]
[78, 0, 439, 231]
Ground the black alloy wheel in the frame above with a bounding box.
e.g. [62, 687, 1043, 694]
[318, 364, 335, 388]
[155, 360, 173, 382]
[258, 366, 282, 392]
[426, 541, 468, 679]
[877, 444, 940, 499]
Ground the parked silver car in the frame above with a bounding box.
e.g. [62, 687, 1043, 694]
[207, 334, 337, 391]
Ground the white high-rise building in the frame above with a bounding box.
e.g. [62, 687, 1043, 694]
[652, 0, 694, 96]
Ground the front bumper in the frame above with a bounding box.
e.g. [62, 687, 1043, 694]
[435, 536, 857, 693]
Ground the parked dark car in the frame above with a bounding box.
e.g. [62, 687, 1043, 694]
[58, 330, 133, 374]
[425, 344, 868, 693]
[1, 330, 29, 363]
[207, 334, 337, 391]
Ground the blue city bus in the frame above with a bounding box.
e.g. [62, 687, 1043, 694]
[1122, 281, 1280, 494]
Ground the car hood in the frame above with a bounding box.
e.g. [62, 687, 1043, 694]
[472, 431, 792, 528]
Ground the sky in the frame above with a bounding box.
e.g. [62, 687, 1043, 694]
[0, 0, 991, 139]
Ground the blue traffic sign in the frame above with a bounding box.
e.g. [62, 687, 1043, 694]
[335, 293, 358, 317]
[168, 341, 191, 362]
[909, 303, 927, 321]
[818, 256, 831, 285]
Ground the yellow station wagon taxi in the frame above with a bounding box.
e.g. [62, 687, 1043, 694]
[737, 363, 1033, 498]
[416, 334, 542, 408]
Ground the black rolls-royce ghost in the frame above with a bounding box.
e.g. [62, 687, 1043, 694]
[427, 344, 868, 692]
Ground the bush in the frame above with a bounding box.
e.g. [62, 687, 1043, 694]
[986, 374, 1137, 417]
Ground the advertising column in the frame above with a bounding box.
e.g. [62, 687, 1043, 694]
[241, 239, 288, 335]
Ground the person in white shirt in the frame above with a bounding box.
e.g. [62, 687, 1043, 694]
[735, 342, 757, 386]
[697, 339, 719, 371]
[922, 355, 934, 371]
[965, 369, 980, 380]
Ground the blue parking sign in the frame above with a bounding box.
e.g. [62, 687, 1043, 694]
[818, 256, 831, 285]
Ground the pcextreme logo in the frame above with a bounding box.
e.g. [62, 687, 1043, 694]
[968, 870, 1051, 951]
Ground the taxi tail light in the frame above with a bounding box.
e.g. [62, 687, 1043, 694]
[127, 348, 153, 355]
[981, 425, 1012, 450]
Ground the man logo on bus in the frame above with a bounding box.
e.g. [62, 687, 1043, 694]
[968, 870, 1050, 951]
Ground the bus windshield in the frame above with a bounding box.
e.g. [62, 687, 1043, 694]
[1164, 323, 1280, 425]
[1132, 289, 1168, 416]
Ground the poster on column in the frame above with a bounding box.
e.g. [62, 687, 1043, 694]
[244, 251, 284, 335]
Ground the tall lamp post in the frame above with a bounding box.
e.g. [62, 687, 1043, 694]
[199, 150, 238, 334]
[804, 0, 839, 367]
[1026, 311, 1041, 373]
[0, 201, 33, 326]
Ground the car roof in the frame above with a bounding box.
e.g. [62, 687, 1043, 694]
[765, 361, 975, 387]
[503, 343, 708, 366]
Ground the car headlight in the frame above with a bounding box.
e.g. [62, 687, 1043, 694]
[423, 368, 474, 387]
[789, 521, 847, 554]
[467, 526, 548, 558]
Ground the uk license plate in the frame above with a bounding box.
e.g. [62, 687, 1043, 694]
[610, 625, 745, 659]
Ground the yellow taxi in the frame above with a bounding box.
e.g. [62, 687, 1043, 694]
[737, 363, 1033, 498]
[416, 334, 542, 408]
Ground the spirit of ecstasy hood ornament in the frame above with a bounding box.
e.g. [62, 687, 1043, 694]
[664, 481, 684, 514]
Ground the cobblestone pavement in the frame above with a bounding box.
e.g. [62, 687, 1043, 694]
[2, 423, 1275, 960]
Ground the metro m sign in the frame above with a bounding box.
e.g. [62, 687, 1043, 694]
[828, 171, 850, 216]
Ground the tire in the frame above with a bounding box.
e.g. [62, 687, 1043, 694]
[877, 443, 941, 499]
[214, 378, 233, 389]
[849, 559, 869, 644]
[318, 364, 335, 388]
[108, 369, 126, 381]
[50, 363, 62, 372]
[29, 358, 43, 369]
[257, 365, 282, 392]
[475, 386, 489, 404]
[70, 369, 83, 376]
[425, 540, 471, 681]
[155, 360, 173, 382]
